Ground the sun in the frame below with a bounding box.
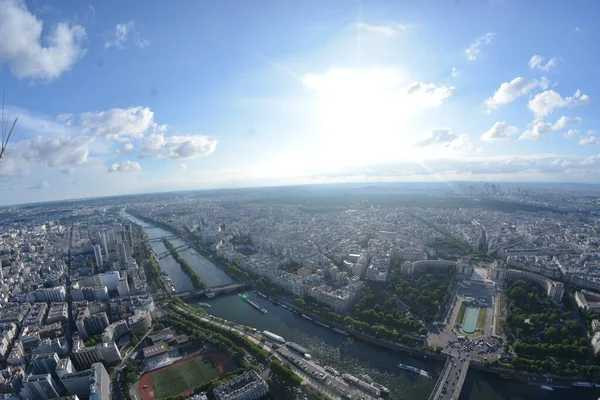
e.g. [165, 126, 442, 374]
[303, 67, 417, 165]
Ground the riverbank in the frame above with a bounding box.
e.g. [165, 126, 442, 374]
[124, 210, 598, 394]
[126, 209, 249, 282]
[281, 300, 446, 362]
[162, 237, 206, 289]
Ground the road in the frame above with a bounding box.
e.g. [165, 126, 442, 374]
[111, 327, 154, 400]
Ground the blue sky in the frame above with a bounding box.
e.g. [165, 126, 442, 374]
[0, 0, 599, 205]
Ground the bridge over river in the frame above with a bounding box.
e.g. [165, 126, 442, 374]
[429, 356, 470, 400]
[149, 235, 178, 242]
[156, 281, 253, 300]
[156, 244, 191, 259]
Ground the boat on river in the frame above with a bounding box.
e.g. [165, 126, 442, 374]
[397, 363, 429, 377]
[197, 303, 211, 308]
[302, 313, 314, 321]
[239, 294, 267, 313]
[285, 342, 312, 359]
[331, 327, 349, 336]
[342, 373, 381, 397]
[314, 320, 330, 329]
[361, 374, 390, 395]
[257, 291, 268, 299]
[540, 385, 554, 391]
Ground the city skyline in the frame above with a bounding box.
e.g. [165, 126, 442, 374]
[1, 0, 600, 205]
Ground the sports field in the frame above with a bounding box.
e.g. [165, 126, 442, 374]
[150, 356, 218, 399]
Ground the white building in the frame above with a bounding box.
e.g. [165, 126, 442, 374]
[97, 271, 120, 292]
[128, 310, 152, 334]
[213, 370, 268, 400]
[575, 291, 600, 312]
[117, 276, 130, 297]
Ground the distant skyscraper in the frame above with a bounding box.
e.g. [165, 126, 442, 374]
[117, 243, 127, 267]
[93, 245, 103, 268]
[101, 230, 108, 258]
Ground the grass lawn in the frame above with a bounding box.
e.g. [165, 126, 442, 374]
[476, 307, 487, 329]
[455, 302, 466, 326]
[151, 357, 218, 399]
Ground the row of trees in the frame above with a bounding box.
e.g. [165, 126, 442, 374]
[168, 306, 269, 362]
[270, 358, 302, 387]
[164, 307, 302, 395]
[485, 357, 600, 380]
[162, 238, 207, 289]
[130, 224, 163, 291]
[293, 298, 344, 325]
[342, 316, 417, 345]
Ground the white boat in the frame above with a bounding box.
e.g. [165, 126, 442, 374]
[314, 320, 330, 329]
[280, 304, 288, 309]
[262, 330, 286, 344]
[540, 385, 553, 391]
[331, 327, 349, 336]
[572, 382, 593, 387]
[302, 313, 314, 321]
[197, 303, 211, 308]
[397, 363, 429, 377]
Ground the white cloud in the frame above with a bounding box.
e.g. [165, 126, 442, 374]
[0, 0, 86, 81]
[563, 129, 580, 138]
[519, 115, 582, 140]
[353, 22, 409, 37]
[107, 160, 141, 173]
[465, 33, 496, 61]
[579, 136, 598, 145]
[122, 143, 134, 152]
[484, 77, 549, 111]
[415, 128, 472, 151]
[405, 82, 454, 107]
[80, 106, 164, 141]
[528, 89, 590, 119]
[451, 67, 459, 78]
[480, 122, 519, 141]
[528, 55, 559, 72]
[105, 21, 149, 49]
[141, 133, 217, 159]
[0, 134, 94, 176]
[553, 116, 581, 130]
[180, 163, 187, 170]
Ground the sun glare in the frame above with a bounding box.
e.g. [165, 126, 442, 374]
[304, 68, 417, 165]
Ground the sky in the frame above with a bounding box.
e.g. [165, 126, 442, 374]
[0, 0, 599, 205]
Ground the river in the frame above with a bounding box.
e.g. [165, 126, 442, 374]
[124, 212, 600, 400]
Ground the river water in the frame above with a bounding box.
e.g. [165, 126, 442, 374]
[124, 212, 600, 400]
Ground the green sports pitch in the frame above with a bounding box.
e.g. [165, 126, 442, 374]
[150, 357, 219, 399]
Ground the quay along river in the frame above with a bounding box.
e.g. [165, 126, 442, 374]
[124, 212, 600, 400]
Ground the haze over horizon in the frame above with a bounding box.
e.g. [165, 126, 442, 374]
[1, 0, 600, 205]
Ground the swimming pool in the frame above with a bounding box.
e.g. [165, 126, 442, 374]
[461, 306, 480, 334]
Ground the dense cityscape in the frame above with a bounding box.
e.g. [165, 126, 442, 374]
[0, 183, 597, 400]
